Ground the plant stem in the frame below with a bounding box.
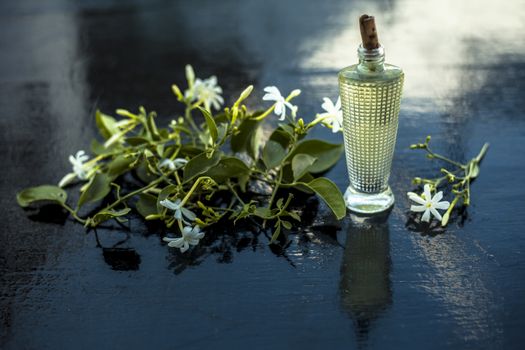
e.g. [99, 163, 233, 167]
[227, 182, 245, 205]
[61, 203, 87, 224]
[104, 176, 166, 212]
[426, 146, 466, 169]
[185, 106, 200, 134]
[475, 143, 490, 163]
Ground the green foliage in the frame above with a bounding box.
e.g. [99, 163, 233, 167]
[410, 136, 489, 226]
[16, 68, 347, 247]
[17, 185, 67, 207]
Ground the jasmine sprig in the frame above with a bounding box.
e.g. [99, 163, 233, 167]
[17, 65, 347, 254]
[409, 136, 489, 226]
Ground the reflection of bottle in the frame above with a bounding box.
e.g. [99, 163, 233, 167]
[338, 15, 404, 214]
[340, 213, 392, 342]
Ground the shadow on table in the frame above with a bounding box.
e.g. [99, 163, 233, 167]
[339, 211, 392, 344]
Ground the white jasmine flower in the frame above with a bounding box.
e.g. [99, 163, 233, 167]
[192, 76, 224, 111]
[160, 198, 197, 223]
[58, 150, 93, 187]
[158, 158, 188, 171]
[319, 97, 343, 133]
[163, 225, 204, 253]
[408, 184, 450, 222]
[262, 86, 299, 121]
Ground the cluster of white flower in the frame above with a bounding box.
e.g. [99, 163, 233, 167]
[261, 85, 342, 133]
[58, 81, 347, 253]
[58, 150, 94, 188]
[184, 65, 224, 111]
[160, 198, 204, 253]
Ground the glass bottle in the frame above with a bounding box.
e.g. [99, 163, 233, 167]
[338, 17, 404, 214]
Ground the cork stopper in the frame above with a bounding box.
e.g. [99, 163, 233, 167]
[359, 14, 380, 49]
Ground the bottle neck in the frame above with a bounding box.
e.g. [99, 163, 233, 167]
[357, 44, 385, 73]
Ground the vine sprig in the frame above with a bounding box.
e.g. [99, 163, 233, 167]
[409, 135, 489, 226]
[16, 65, 347, 252]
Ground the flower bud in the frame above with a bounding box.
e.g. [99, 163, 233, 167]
[412, 177, 422, 184]
[425, 135, 432, 143]
[289, 89, 301, 98]
[171, 84, 183, 101]
[185, 64, 195, 84]
[239, 85, 253, 101]
[441, 212, 450, 226]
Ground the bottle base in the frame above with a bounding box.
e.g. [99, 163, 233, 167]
[344, 185, 394, 214]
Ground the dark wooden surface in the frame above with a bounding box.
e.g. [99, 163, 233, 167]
[1, 1, 525, 349]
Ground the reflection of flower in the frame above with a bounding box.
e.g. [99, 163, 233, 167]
[163, 225, 204, 253]
[158, 158, 187, 171]
[263, 86, 298, 121]
[58, 150, 93, 187]
[319, 97, 343, 133]
[160, 198, 196, 223]
[408, 184, 450, 222]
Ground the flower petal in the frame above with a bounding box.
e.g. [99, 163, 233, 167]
[160, 199, 178, 210]
[263, 86, 280, 95]
[321, 97, 334, 112]
[434, 201, 450, 210]
[421, 209, 431, 222]
[166, 237, 185, 248]
[423, 184, 432, 201]
[430, 207, 443, 221]
[410, 205, 427, 212]
[180, 241, 190, 253]
[181, 207, 197, 221]
[407, 192, 426, 205]
[431, 191, 443, 203]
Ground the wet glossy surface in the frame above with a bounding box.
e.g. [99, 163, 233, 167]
[1, 0, 525, 349]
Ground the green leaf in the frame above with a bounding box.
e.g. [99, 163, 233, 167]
[78, 173, 112, 208]
[295, 178, 346, 219]
[281, 220, 292, 230]
[136, 193, 159, 218]
[286, 139, 343, 173]
[231, 119, 262, 159]
[125, 136, 150, 146]
[183, 151, 222, 183]
[470, 162, 480, 179]
[217, 122, 228, 142]
[135, 158, 158, 183]
[270, 223, 281, 243]
[291, 154, 317, 181]
[262, 127, 292, 169]
[205, 156, 250, 182]
[254, 207, 272, 219]
[89, 208, 131, 226]
[288, 211, 301, 222]
[17, 185, 67, 207]
[197, 106, 218, 143]
[91, 139, 110, 155]
[107, 155, 135, 179]
[263, 140, 286, 169]
[95, 110, 119, 140]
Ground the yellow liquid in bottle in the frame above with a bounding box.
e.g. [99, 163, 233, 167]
[338, 62, 404, 213]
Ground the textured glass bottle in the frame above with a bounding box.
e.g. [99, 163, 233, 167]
[338, 45, 404, 214]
